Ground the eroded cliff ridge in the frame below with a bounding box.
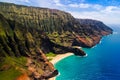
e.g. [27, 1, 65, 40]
[0, 2, 112, 48]
[0, 2, 112, 80]
[74, 19, 113, 47]
[0, 14, 58, 80]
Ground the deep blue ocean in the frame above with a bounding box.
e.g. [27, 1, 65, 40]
[55, 26, 120, 80]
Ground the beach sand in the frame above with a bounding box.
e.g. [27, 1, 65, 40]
[49, 53, 74, 80]
[50, 53, 74, 65]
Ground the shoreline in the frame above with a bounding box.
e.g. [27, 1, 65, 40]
[49, 53, 88, 80]
[49, 53, 74, 80]
[50, 53, 74, 65]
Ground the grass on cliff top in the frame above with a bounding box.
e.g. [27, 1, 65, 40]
[0, 56, 27, 80]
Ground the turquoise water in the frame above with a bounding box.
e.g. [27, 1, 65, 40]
[55, 26, 120, 80]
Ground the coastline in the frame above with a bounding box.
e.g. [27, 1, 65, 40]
[49, 53, 74, 80]
[50, 53, 74, 65]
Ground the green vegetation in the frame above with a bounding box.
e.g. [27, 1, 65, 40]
[46, 52, 56, 57]
[0, 68, 21, 80]
[0, 2, 76, 33]
[85, 36, 92, 43]
[48, 31, 74, 46]
[0, 56, 27, 69]
[0, 2, 86, 47]
[0, 56, 27, 80]
[46, 52, 57, 61]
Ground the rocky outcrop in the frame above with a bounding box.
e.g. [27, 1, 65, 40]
[72, 33, 102, 47]
[25, 49, 58, 80]
[73, 19, 113, 47]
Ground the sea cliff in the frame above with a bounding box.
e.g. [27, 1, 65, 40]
[0, 2, 113, 80]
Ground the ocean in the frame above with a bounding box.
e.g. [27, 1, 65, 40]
[55, 26, 120, 80]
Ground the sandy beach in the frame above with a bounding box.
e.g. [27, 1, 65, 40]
[49, 53, 74, 80]
[50, 53, 74, 65]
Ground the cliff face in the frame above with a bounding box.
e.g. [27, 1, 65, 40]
[0, 2, 112, 48]
[0, 14, 58, 80]
[73, 19, 113, 47]
[0, 2, 113, 80]
[0, 2, 76, 47]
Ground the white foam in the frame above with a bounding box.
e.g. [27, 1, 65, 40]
[83, 53, 88, 57]
[99, 41, 102, 44]
[92, 45, 97, 48]
[56, 72, 61, 77]
[113, 32, 118, 34]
